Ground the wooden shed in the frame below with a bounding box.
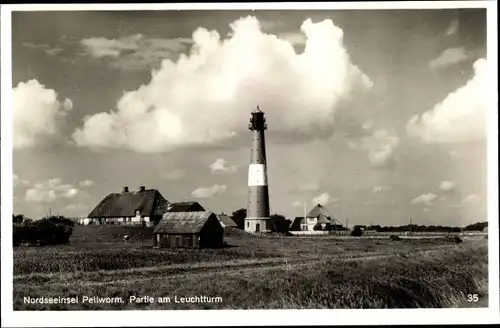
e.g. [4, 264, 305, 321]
[153, 211, 224, 249]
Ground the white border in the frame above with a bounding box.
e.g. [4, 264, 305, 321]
[1, 1, 499, 327]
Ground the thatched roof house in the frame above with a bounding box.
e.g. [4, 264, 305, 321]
[166, 201, 205, 212]
[217, 214, 238, 228]
[153, 211, 223, 249]
[87, 186, 170, 226]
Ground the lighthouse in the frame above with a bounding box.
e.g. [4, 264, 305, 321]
[245, 106, 271, 233]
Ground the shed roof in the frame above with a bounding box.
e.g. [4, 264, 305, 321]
[154, 211, 216, 234]
[167, 201, 205, 212]
[218, 214, 237, 227]
[88, 189, 170, 218]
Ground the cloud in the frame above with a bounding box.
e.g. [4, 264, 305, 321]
[292, 200, 303, 208]
[191, 184, 227, 198]
[22, 42, 64, 56]
[25, 178, 83, 203]
[13, 80, 73, 149]
[13, 174, 29, 187]
[351, 129, 399, 168]
[446, 19, 459, 36]
[278, 31, 307, 46]
[164, 169, 186, 180]
[429, 47, 469, 69]
[439, 180, 456, 192]
[448, 194, 481, 208]
[78, 179, 94, 187]
[312, 192, 337, 205]
[209, 158, 237, 174]
[80, 34, 193, 70]
[373, 185, 391, 193]
[462, 194, 481, 204]
[72, 16, 372, 153]
[410, 193, 438, 205]
[407, 59, 488, 144]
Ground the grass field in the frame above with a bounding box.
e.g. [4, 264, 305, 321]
[13, 226, 488, 310]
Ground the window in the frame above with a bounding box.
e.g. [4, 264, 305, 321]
[247, 222, 250, 228]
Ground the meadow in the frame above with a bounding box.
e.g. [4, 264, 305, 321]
[13, 226, 488, 310]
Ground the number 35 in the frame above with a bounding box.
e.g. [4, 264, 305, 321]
[467, 294, 479, 302]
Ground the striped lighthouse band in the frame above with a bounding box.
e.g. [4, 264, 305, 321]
[248, 164, 268, 186]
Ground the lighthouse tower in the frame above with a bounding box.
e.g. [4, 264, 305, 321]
[245, 106, 271, 233]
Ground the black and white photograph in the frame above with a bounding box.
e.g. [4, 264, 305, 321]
[1, 1, 499, 326]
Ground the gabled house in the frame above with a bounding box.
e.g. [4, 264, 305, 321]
[293, 204, 344, 231]
[87, 186, 170, 226]
[153, 211, 224, 249]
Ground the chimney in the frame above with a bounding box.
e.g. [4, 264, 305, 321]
[139, 186, 146, 192]
[123, 186, 129, 193]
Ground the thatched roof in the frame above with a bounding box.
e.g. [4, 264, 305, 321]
[307, 204, 343, 225]
[153, 211, 216, 234]
[167, 201, 205, 212]
[88, 189, 170, 218]
[218, 214, 237, 228]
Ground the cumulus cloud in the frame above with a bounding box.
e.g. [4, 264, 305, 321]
[13, 80, 73, 149]
[352, 129, 399, 168]
[439, 180, 456, 192]
[448, 194, 481, 208]
[78, 179, 94, 187]
[429, 47, 469, 69]
[191, 184, 227, 198]
[410, 193, 438, 206]
[25, 178, 83, 203]
[462, 194, 481, 204]
[13, 174, 29, 187]
[81, 34, 193, 70]
[407, 59, 488, 143]
[22, 42, 64, 56]
[446, 19, 459, 36]
[72, 16, 372, 153]
[312, 192, 337, 205]
[278, 31, 307, 46]
[373, 185, 391, 193]
[209, 158, 237, 174]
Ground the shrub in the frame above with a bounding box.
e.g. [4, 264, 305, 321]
[389, 235, 402, 241]
[13, 216, 74, 246]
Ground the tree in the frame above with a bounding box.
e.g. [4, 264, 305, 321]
[13, 215, 74, 246]
[270, 214, 291, 234]
[231, 208, 247, 230]
[13, 214, 26, 224]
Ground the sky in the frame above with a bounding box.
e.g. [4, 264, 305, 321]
[11, 9, 490, 227]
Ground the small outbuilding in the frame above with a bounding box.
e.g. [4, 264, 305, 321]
[217, 214, 238, 228]
[153, 211, 224, 249]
